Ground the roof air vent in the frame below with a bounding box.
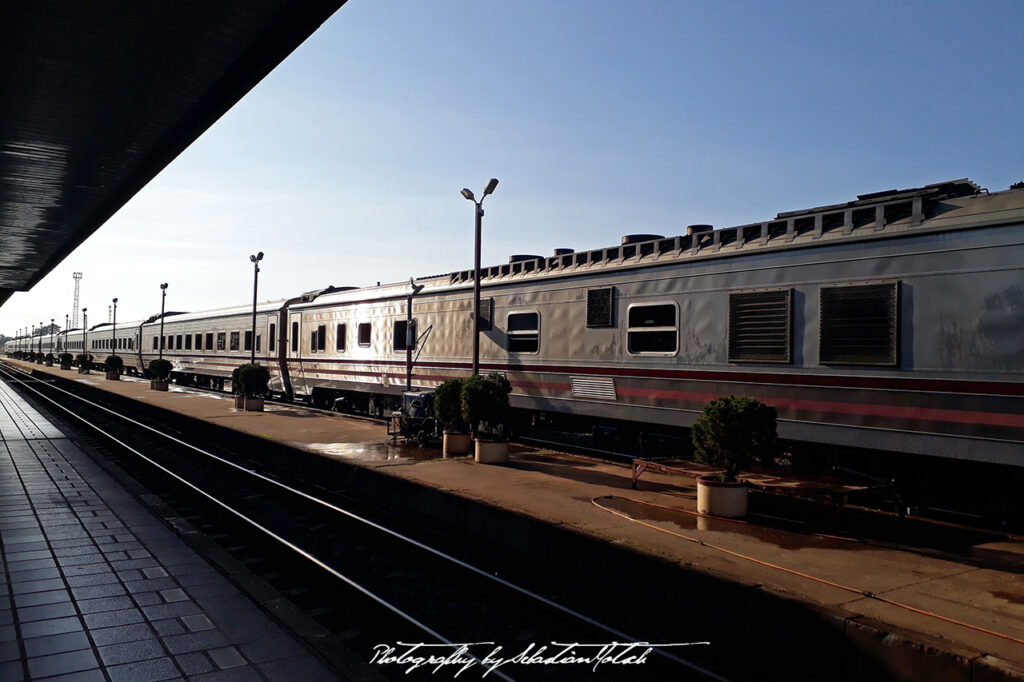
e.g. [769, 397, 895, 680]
[686, 224, 713, 236]
[553, 248, 574, 256]
[621, 233, 663, 245]
[509, 254, 541, 263]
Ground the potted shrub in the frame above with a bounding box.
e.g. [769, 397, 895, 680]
[59, 352, 73, 370]
[27, 351, 36, 363]
[149, 358, 172, 391]
[435, 378, 471, 457]
[692, 395, 778, 518]
[232, 363, 269, 411]
[104, 355, 123, 380]
[45, 352, 54, 367]
[462, 373, 512, 464]
[76, 353, 93, 374]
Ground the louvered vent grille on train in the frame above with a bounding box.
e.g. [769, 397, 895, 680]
[586, 287, 614, 327]
[728, 290, 791, 362]
[478, 297, 493, 331]
[819, 283, 898, 366]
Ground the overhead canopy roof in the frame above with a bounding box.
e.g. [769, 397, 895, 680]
[0, 0, 347, 307]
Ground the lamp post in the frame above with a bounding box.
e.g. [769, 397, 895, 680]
[63, 314, 69, 352]
[111, 298, 118, 354]
[158, 284, 168, 360]
[82, 308, 89, 373]
[249, 253, 263, 364]
[38, 323, 43, 358]
[406, 277, 425, 391]
[460, 178, 499, 376]
[49, 318, 54, 361]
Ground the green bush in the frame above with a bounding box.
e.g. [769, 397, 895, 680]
[148, 358, 172, 381]
[231, 363, 270, 398]
[59, 353, 73, 366]
[104, 355, 124, 373]
[433, 378, 466, 431]
[692, 395, 777, 482]
[27, 351, 36, 362]
[45, 353, 54, 363]
[75, 353, 93, 367]
[461, 373, 512, 439]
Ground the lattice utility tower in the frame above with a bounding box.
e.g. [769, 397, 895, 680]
[72, 272, 82, 328]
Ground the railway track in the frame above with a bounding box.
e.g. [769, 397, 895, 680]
[0, 364, 729, 682]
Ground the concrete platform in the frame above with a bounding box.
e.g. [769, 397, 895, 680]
[5, 359, 1024, 681]
[0, 374, 341, 682]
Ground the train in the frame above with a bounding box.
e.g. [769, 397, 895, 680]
[6, 177, 1023, 467]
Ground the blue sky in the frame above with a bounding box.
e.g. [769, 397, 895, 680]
[3, 0, 1023, 335]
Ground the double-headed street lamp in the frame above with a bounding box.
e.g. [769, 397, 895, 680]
[249, 252, 263, 364]
[111, 298, 118, 354]
[38, 322, 43, 357]
[460, 178, 499, 376]
[50, 319, 54, 359]
[158, 284, 168, 360]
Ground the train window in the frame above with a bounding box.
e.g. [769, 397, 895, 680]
[165, 336, 172, 350]
[153, 336, 158, 350]
[206, 333, 214, 351]
[478, 298, 494, 331]
[244, 331, 252, 352]
[819, 282, 898, 366]
[176, 335, 182, 350]
[728, 289, 791, 363]
[507, 312, 539, 353]
[358, 323, 371, 347]
[230, 332, 240, 351]
[587, 287, 615, 327]
[269, 323, 276, 352]
[310, 329, 317, 352]
[393, 320, 417, 351]
[128, 338, 133, 350]
[217, 332, 226, 351]
[256, 335, 260, 352]
[194, 333, 202, 350]
[185, 335, 192, 350]
[627, 303, 677, 354]
[317, 325, 326, 352]
[336, 324, 346, 352]
[291, 322, 298, 352]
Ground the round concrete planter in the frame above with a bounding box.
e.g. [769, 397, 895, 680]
[243, 397, 264, 412]
[474, 438, 509, 464]
[696, 475, 748, 518]
[234, 395, 246, 409]
[60, 364, 71, 371]
[105, 371, 120, 381]
[443, 431, 472, 457]
[150, 380, 169, 392]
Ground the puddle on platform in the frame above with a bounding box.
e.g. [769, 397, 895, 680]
[599, 496, 867, 552]
[303, 440, 441, 464]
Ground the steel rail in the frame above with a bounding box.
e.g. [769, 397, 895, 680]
[0, 364, 727, 681]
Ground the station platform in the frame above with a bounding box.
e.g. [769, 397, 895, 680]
[4, 359, 1024, 681]
[0, 374, 341, 681]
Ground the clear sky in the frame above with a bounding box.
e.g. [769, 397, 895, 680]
[3, 0, 1023, 337]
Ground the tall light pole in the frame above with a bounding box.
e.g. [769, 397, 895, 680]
[406, 277, 425, 391]
[249, 253, 263, 364]
[49, 318, 54, 360]
[63, 314, 69, 352]
[158, 283, 168, 360]
[461, 178, 499, 376]
[38, 322, 43, 357]
[82, 308, 89, 373]
[111, 298, 118, 355]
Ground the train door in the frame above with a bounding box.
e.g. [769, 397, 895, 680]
[287, 311, 307, 397]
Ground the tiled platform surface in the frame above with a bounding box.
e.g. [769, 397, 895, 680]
[0, 377, 340, 681]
